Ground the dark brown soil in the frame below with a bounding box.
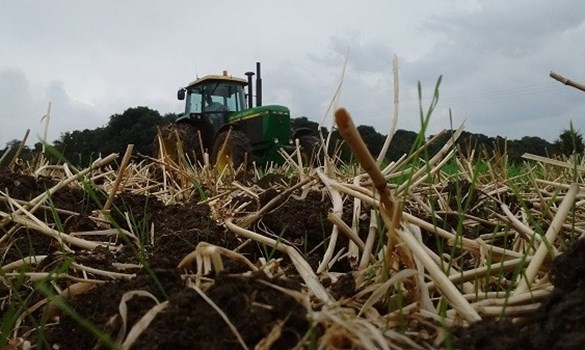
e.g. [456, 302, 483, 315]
[132, 273, 309, 350]
[455, 237, 585, 350]
[453, 319, 529, 350]
[0, 169, 320, 349]
[3, 168, 585, 349]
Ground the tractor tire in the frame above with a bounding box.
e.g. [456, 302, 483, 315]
[298, 134, 321, 166]
[210, 129, 252, 170]
[155, 123, 204, 165]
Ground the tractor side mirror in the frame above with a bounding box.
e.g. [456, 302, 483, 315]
[177, 88, 186, 100]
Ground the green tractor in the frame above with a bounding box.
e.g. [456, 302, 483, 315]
[157, 62, 319, 169]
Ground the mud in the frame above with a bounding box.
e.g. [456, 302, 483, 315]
[2, 168, 585, 349]
[0, 170, 315, 349]
[455, 238, 585, 350]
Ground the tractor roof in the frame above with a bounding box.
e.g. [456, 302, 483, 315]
[185, 74, 247, 89]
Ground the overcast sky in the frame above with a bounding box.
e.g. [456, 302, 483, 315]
[1, 0, 585, 148]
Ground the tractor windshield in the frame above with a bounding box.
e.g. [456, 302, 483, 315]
[185, 81, 246, 115]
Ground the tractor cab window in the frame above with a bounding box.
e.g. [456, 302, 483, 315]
[185, 81, 246, 115]
[185, 89, 203, 114]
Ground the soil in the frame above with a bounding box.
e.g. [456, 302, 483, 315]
[454, 238, 585, 350]
[2, 168, 585, 349]
[0, 169, 349, 349]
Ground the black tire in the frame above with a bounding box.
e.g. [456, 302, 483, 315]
[298, 135, 321, 166]
[155, 123, 204, 165]
[210, 129, 252, 169]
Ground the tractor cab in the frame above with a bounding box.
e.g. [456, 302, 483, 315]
[177, 73, 248, 134]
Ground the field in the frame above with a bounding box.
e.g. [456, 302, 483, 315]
[2, 106, 585, 349]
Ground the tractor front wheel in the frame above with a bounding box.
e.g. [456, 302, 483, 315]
[155, 123, 203, 165]
[298, 135, 321, 166]
[211, 129, 252, 170]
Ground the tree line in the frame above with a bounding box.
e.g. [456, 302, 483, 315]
[1, 106, 583, 167]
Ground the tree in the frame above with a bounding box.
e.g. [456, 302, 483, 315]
[55, 128, 106, 165]
[357, 125, 386, 159]
[388, 130, 418, 161]
[554, 124, 584, 156]
[508, 136, 552, 162]
[291, 116, 328, 136]
[101, 106, 166, 156]
[0, 139, 34, 167]
[54, 107, 175, 166]
[45, 104, 571, 167]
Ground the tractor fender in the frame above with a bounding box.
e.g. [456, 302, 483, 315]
[291, 127, 313, 140]
[214, 123, 244, 139]
[176, 113, 206, 125]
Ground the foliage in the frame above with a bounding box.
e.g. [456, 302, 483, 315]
[554, 123, 585, 156]
[3, 106, 580, 168]
[291, 116, 327, 136]
[387, 129, 418, 161]
[0, 139, 32, 165]
[101, 107, 174, 155]
[356, 125, 385, 159]
[52, 107, 176, 166]
[426, 131, 553, 163]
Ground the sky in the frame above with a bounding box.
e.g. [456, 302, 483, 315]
[1, 0, 585, 148]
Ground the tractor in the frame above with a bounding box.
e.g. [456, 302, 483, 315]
[157, 62, 319, 169]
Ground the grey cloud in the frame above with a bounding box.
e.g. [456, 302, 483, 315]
[2, 1, 584, 146]
[0, 68, 105, 146]
[44, 81, 104, 138]
[398, 1, 585, 142]
[425, 1, 585, 57]
[0, 69, 44, 145]
[309, 33, 394, 74]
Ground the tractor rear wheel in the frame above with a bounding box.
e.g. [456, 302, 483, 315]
[211, 129, 252, 170]
[155, 123, 203, 165]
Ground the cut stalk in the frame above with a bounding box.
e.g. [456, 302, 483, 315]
[103, 144, 134, 212]
[514, 182, 579, 296]
[334, 108, 407, 273]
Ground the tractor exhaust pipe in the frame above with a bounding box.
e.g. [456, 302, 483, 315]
[245, 71, 255, 109]
[256, 62, 262, 107]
